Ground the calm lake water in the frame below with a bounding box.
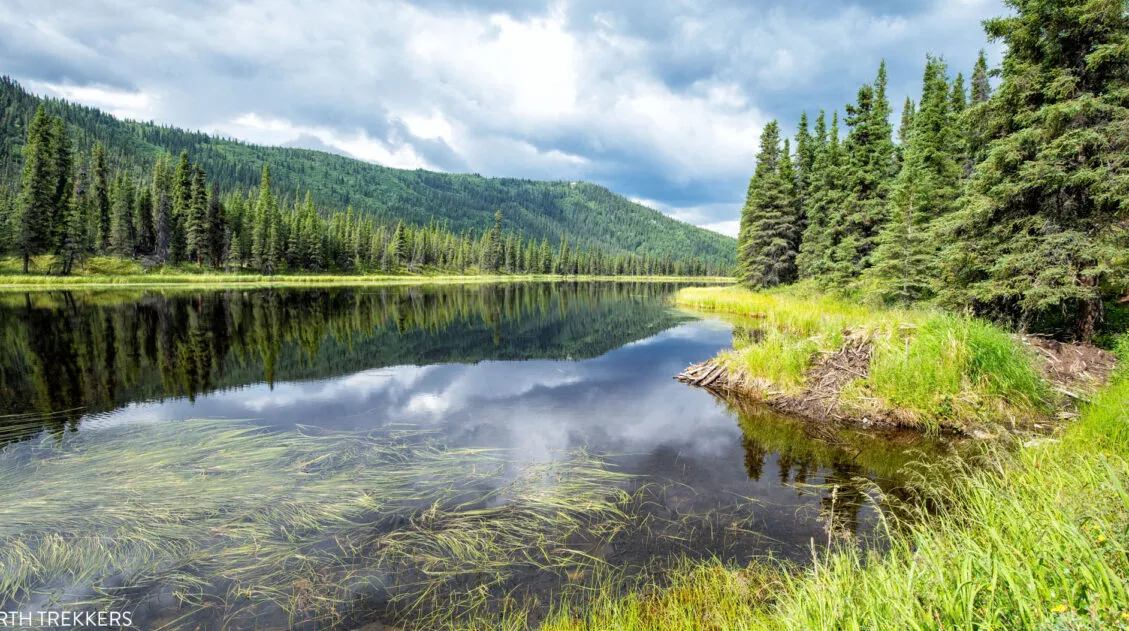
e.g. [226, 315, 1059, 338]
[0, 282, 952, 630]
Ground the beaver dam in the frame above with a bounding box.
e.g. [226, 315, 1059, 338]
[675, 287, 1119, 435]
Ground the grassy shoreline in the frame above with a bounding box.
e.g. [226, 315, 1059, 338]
[0, 255, 733, 290]
[534, 366, 1129, 630]
[525, 289, 1129, 630]
[0, 273, 734, 290]
[674, 285, 1090, 434]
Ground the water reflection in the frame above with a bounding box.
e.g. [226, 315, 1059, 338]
[0, 282, 691, 442]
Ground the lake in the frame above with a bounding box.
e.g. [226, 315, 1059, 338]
[0, 282, 953, 630]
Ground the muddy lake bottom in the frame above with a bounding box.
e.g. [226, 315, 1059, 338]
[0, 282, 957, 629]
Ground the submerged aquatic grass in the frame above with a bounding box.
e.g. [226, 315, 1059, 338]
[0, 417, 780, 630]
[0, 420, 647, 629]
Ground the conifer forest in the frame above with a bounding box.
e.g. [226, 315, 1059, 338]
[737, 1, 1127, 341]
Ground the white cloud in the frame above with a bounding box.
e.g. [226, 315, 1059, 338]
[26, 80, 156, 120]
[0, 0, 1005, 234]
[700, 220, 740, 238]
[214, 112, 436, 170]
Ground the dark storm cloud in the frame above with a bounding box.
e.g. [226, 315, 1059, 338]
[0, 0, 1004, 236]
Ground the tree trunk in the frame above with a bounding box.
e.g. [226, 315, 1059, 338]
[22, 253, 29, 274]
[1076, 277, 1103, 343]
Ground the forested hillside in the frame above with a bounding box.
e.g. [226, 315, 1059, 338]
[0, 77, 734, 267]
[737, 0, 1128, 341]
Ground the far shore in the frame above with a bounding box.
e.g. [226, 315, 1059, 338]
[0, 271, 735, 291]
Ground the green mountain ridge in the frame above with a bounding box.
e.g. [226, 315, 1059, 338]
[0, 76, 735, 265]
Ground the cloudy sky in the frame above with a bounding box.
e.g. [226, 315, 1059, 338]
[0, 0, 1004, 237]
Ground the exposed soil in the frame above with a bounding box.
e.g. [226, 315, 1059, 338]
[678, 331, 1118, 436]
[1022, 336, 1118, 401]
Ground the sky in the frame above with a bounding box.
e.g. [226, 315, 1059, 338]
[0, 0, 1004, 237]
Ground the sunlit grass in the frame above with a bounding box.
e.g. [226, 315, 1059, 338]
[677, 285, 1054, 432]
[0, 255, 733, 289]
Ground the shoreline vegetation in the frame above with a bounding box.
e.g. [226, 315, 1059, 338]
[534, 358, 1129, 630]
[0, 255, 733, 289]
[675, 285, 1116, 435]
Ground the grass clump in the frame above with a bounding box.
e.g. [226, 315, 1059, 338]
[868, 314, 1053, 427]
[677, 286, 1055, 432]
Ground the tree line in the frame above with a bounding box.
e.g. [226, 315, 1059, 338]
[0, 76, 737, 269]
[737, 0, 1128, 341]
[0, 106, 725, 278]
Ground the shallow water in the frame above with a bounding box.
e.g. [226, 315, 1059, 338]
[0, 282, 954, 629]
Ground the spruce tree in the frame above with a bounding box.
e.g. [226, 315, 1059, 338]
[92, 143, 111, 252]
[488, 211, 503, 271]
[151, 153, 173, 262]
[251, 166, 273, 269]
[109, 173, 135, 258]
[186, 163, 208, 266]
[14, 106, 54, 273]
[965, 50, 995, 169]
[539, 238, 552, 273]
[829, 61, 896, 286]
[48, 117, 71, 251]
[134, 186, 154, 255]
[170, 151, 191, 263]
[390, 221, 407, 268]
[970, 50, 991, 105]
[937, 0, 1129, 340]
[796, 111, 844, 280]
[793, 112, 815, 242]
[737, 121, 799, 287]
[867, 56, 962, 304]
[59, 162, 90, 275]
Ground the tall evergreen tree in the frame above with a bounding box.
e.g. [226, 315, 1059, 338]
[965, 50, 995, 170]
[170, 151, 191, 263]
[794, 112, 815, 243]
[151, 153, 173, 262]
[134, 186, 154, 256]
[797, 111, 844, 280]
[738, 121, 799, 288]
[48, 117, 71, 251]
[251, 166, 273, 269]
[970, 49, 992, 105]
[867, 56, 962, 304]
[937, 0, 1129, 340]
[91, 142, 111, 252]
[109, 173, 135, 258]
[186, 163, 209, 266]
[59, 161, 90, 274]
[14, 106, 54, 272]
[829, 61, 896, 285]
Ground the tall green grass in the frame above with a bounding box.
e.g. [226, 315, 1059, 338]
[677, 286, 1055, 432]
[869, 314, 1053, 427]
